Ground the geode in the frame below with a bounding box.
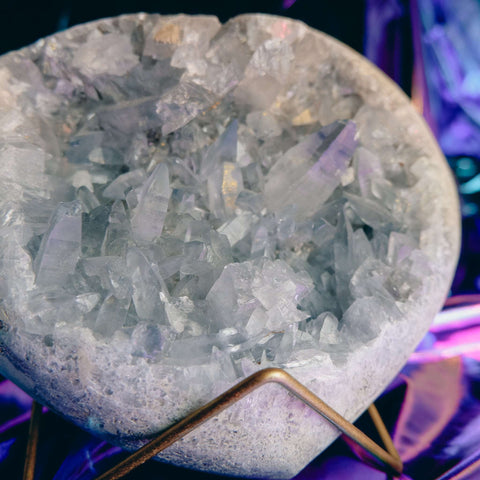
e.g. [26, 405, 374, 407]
[0, 13, 460, 479]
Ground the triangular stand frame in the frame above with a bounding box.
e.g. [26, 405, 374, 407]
[22, 367, 403, 480]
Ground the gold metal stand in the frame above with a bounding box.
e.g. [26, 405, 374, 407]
[23, 400, 42, 480]
[22, 368, 403, 479]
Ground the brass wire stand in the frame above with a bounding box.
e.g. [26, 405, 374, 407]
[22, 401, 41, 480]
[23, 367, 402, 480]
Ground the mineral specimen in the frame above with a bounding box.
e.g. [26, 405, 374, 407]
[0, 13, 460, 479]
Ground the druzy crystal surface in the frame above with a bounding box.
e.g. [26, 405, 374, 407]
[0, 13, 460, 479]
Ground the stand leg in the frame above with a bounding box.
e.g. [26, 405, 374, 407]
[367, 404, 397, 459]
[94, 368, 403, 480]
[23, 401, 41, 480]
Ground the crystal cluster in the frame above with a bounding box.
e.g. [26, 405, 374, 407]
[1, 30, 426, 367]
[0, 13, 459, 479]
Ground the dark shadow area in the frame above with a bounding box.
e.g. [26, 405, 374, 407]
[0, 1, 365, 55]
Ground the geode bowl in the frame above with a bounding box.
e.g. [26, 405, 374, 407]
[0, 13, 460, 479]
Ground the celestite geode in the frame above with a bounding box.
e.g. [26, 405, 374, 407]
[0, 13, 460, 478]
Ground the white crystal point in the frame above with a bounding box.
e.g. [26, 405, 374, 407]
[157, 81, 217, 135]
[33, 201, 82, 286]
[102, 169, 146, 200]
[126, 247, 165, 321]
[94, 294, 131, 337]
[72, 31, 139, 78]
[264, 120, 357, 217]
[201, 120, 241, 218]
[217, 212, 254, 246]
[131, 163, 171, 243]
[0, 12, 460, 480]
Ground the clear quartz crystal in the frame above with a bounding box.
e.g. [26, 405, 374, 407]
[131, 163, 171, 243]
[34, 201, 82, 286]
[0, 13, 459, 480]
